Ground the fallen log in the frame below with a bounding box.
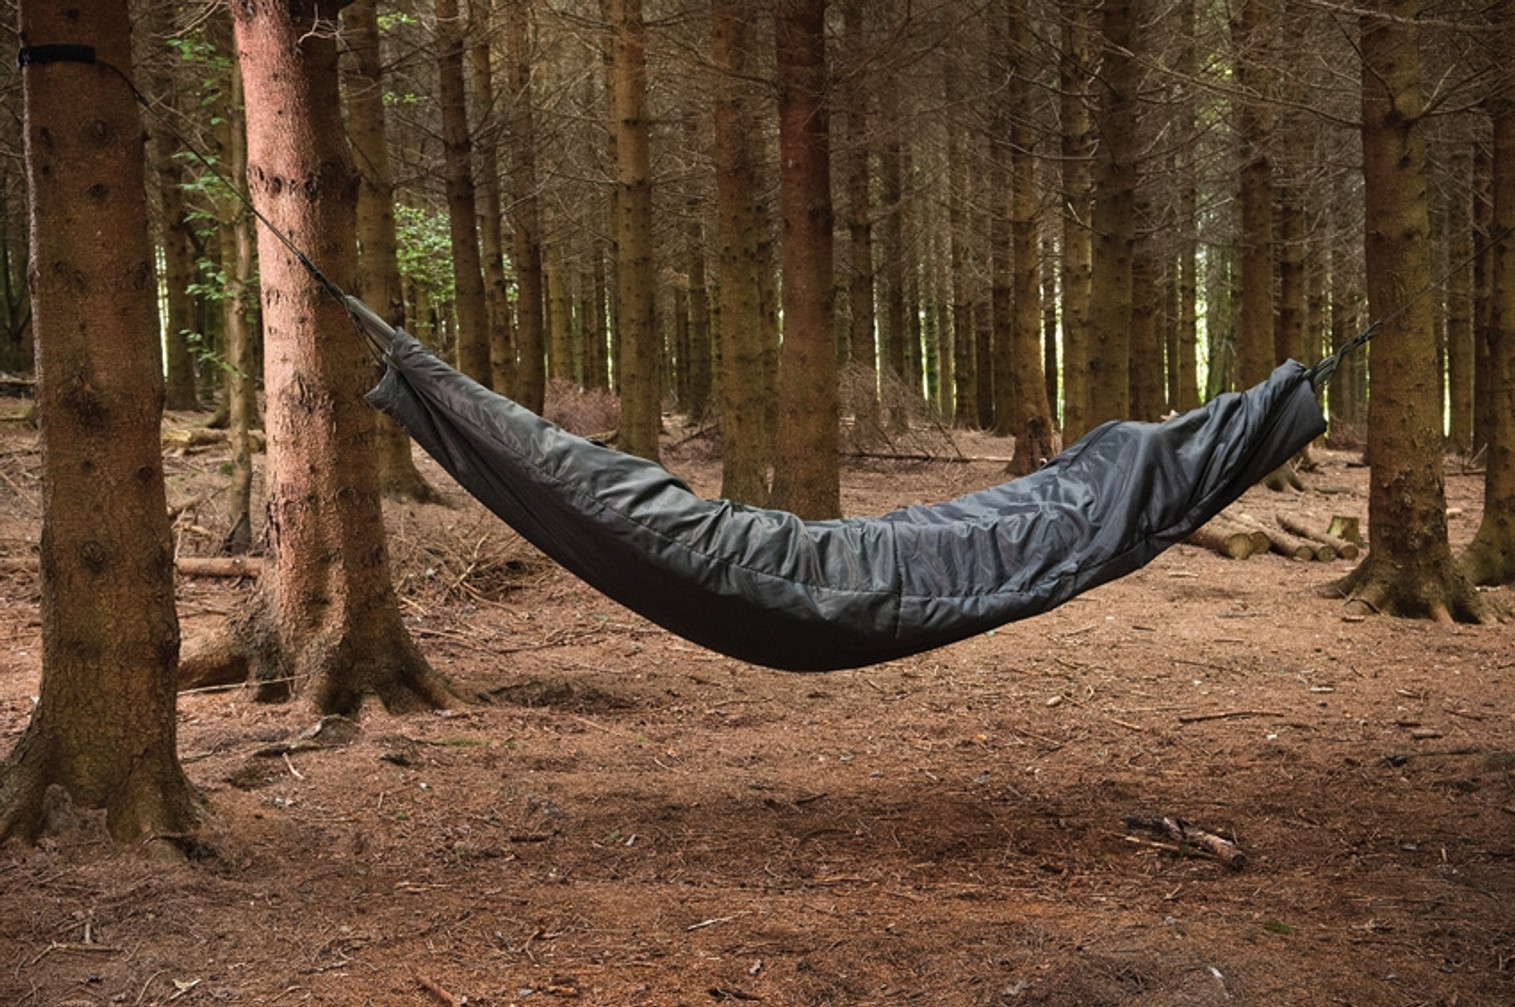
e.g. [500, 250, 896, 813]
[1277, 514, 1359, 560]
[0, 555, 261, 578]
[1234, 512, 1316, 560]
[1188, 515, 1264, 559]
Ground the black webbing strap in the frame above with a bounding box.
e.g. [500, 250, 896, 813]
[17, 44, 98, 68]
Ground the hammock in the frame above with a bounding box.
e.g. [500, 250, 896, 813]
[362, 316, 1326, 671]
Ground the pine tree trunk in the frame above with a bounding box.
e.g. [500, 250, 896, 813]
[214, 0, 455, 712]
[608, 0, 660, 460]
[220, 54, 261, 552]
[1087, 0, 1138, 425]
[1059, 0, 1095, 439]
[1172, 0, 1200, 412]
[1445, 142, 1476, 455]
[1459, 73, 1515, 585]
[507, 0, 547, 414]
[1, 0, 202, 846]
[841, 0, 879, 440]
[344, 0, 438, 505]
[436, 0, 490, 385]
[1006, 0, 1054, 473]
[1333, 0, 1484, 621]
[469, 0, 516, 396]
[712, 0, 770, 503]
[769, 0, 840, 519]
[1233, 0, 1275, 389]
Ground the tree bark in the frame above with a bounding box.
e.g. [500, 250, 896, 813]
[1332, 0, 1484, 621]
[1459, 60, 1515, 586]
[712, 0, 771, 504]
[219, 49, 262, 552]
[1059, 0, 1096, 439]
[769, 0, 840, 519]
[1006, 0, 1054, 473]
[608, 0, 660, 461]
[841, 0, 879, 440]
[436, 0, 491, 385]
[1445, 141, 1476, 456]
[343, 0, 439, 505]
[1232, 0, 1275, 390]
[1087, 0, 1139, 425]
[208, 0, 456, 713]
[506, 0, 546, 413]
[1, 0, 202, 846]
[468, 0, 516, 397]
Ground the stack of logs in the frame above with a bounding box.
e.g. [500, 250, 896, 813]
[1188, 511, 1361, 562]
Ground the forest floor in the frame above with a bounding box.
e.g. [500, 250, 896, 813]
[0, 397, 1513, 1007]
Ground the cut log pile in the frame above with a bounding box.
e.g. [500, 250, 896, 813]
[1187, 509, 1362, 562]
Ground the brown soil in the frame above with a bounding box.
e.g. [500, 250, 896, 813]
[2, 406, 1512, 1007]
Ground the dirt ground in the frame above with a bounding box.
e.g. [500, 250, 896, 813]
[1, 401, 1512, 1007]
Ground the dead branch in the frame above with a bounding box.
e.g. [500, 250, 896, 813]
[1125, 814, 1246, 869]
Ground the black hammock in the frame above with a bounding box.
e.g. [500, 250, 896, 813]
[359, 308, 1328, 671]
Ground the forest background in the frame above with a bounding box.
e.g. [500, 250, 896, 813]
[0, 0, 1510, 846]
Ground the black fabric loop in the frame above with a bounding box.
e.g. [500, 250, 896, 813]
[17, 44, 98, 68]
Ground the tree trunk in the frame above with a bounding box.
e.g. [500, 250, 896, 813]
[880, 135, 908, 405]
[769, 0, 840, 519]
[344, 0, 439, 504]
[507, 0, 546, 413]
[219, 50, 262, 552]
[1059, 0, 1095, 439]
[469, 0, 516, 397]
[945, 59, 974, 429]
[1332, 0, 1484, 621]
[841, 0, 879, 440]
[608, 0, 659, 460]
[712, 0, 770, 503]
[1232, 0, 1275, 390]
[1, 0, 202, 846]
[436, 0, 490, 385]
[1006, 0, 1054, 473]
[1087, 0, 1139, 425]
[685, 194, 713, 424]
[1445, 142, 1475, 456]
[1171, 0, 1200, 413]
[1459, 70, 1515, 586]
[207, 0, 455, 713]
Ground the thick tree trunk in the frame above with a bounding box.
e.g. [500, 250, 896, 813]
[1, 0, 202, 846]
[507, 0, 546, 414]
[344, 0, 439, 504]
[712, 0, 771, 503]
[769, 0, 840, 519]
[202, 0, 455, 713]
[1332, 0, 1484, 621]
[1459, 79, 1515, 585]
[1087, 0, 1139, 425]
[608, 0, 660, 460]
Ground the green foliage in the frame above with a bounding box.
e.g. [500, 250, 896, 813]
[395, 205, 455, 307]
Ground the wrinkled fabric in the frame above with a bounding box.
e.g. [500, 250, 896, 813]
[368, 330, 1326, 671]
